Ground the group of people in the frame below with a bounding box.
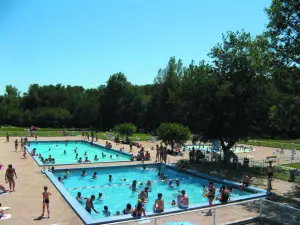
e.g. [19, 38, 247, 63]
[81, 131, 99, 142]
[135, 147, 151, 161]
[62, 165, 234, 219]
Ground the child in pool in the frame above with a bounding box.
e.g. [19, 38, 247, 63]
[170, 200, 176, 207]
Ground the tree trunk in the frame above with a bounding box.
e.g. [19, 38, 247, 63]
[219, 137, 237, 162]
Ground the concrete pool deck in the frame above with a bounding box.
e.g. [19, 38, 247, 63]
[0, 136, 299, 225]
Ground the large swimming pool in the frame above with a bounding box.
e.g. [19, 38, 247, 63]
[46, 163, 265, 224]
[27, 141, 131, 165]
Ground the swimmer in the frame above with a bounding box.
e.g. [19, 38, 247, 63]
[120, 178, 127, 181]
[98, 193, 103, 200]
[75, 153, 79, 159]
[76, 192, 83, 204]
[103, 206, 111, 217]
[81, 170, 87, 177]
[116, 154, 119, 158]
[170, 200, 176, 207]
[65, 169, 70, 176]
[84, 157, 91, 162]
[138, 187, 149, 203]
[63, 150, 66, 155]
[168, 179, 174, 188]
[58, 176, 63, 183]
[84, 151, 87, 156]
[175, 179, 180, 187]
[146, 180, 152, 191]
[109, 175, 112, 182]
[94, 155, 99, 161]
[92, 172, 97, 179]
[49, 148, 51, 151]
[78, 157, 82, 163]
[130, 180, 137, 191]
[203, 185, 208, 192]
[102, 153, 106, 158]
[110, 155, 112, 159]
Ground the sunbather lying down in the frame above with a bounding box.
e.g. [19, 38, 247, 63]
[0, 203, 11, 220]
[0, 185, 9, 193]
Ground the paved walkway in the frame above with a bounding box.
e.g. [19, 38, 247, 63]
[0, 136, 299, 225]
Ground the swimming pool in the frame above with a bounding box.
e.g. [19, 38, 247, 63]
[181, 145, 254, 153]
[27, 141, 131, 165]
[46, 163, 265, 224]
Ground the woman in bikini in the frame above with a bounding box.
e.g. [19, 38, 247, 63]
[5, 165, 17, 192]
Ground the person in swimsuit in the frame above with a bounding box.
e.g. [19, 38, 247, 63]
[81, 170, 87, 177]
[0, 203, 5, 219]
[85, 195, 99, 214]
[132, 202, 146, 218]
[138, 187, 149, 203]
[5, 164, 17, 192]
[123, 203, 132, 214]
[92, 172, 97, 179]
[14, 139, 18, 151]
[130, 180, 137, 191]
[0, 185, 8, 193]
[177, 190, 189, 209]
[153, 193, 164, 213]
[76, 192, 83, 204]
[207, 181, 216, 213]
[42, 186, 51, 218]
[240, 175, 250, 189]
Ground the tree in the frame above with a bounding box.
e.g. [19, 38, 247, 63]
[181, 31, 273, 157]
[99, 73, 133, 129]
[114, 123, 137, 143]
[156, 123, 191, 150]
[265, 0, 300, 66]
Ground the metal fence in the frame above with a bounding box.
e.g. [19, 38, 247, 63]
[110, 198, 300, 225]
[244, 140, 300, 150]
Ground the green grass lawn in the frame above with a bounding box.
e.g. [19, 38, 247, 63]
[239, 139, 300, 150]
[0, 127, 152, 141]
[282, 163, 300, 169]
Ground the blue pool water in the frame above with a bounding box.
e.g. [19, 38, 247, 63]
[52, 164, 254, 220]
[28, 141, 131, 165]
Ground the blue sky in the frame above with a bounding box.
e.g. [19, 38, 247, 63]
[0, 0, 271, 95]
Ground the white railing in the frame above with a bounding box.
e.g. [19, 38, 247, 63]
[110, 198, 300, 225]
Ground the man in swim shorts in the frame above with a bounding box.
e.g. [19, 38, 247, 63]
[153, 193, 164, 213]
[42, 186, 51, 218]
[85, 195, 99, 214]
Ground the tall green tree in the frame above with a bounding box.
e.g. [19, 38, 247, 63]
[265, 0, 300, 66]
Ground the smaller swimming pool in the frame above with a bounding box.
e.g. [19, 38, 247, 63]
[27, 140, 132, 166]
[181, 145, 254, 153]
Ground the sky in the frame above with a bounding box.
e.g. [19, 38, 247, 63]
[0, 0, 271, 95]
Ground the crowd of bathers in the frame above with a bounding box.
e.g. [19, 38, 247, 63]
[32, 144, 123, 164]
[51, 167, 236, 218]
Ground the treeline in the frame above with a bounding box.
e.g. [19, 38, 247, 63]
[1, 0, 300, 143]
